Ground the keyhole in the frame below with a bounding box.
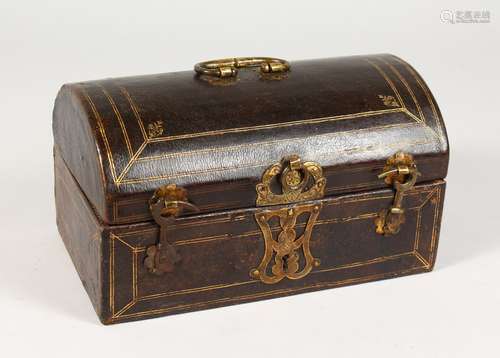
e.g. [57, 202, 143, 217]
[282, 254, 289, 270]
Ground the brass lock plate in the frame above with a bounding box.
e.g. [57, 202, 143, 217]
[251, 203, 322, 284]
[252, 155, 326, 284]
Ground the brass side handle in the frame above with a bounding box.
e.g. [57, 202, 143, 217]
[194, 57, 290, 78]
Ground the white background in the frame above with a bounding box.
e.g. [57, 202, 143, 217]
[1, 1, 499, 357]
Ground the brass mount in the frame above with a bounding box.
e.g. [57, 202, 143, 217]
[251, 155, 326, 284]
[375, 152, 420, 235]
[256, 155, 326, 207]
[144, 184, 199, 275]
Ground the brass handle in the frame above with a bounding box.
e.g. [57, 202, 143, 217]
[194, 57, 290, 78]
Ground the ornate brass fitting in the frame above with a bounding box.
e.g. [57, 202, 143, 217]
[375, 152, 420, 235]
[251, 203, 322, 284]
[252, 155, 326, 284]
[144, 184, 199, 275]
[256, 155, 326, 206]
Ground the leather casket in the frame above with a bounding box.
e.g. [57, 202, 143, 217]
[53, 54, 449, 324]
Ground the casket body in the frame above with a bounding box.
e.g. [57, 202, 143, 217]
[53, 54, 448, 324]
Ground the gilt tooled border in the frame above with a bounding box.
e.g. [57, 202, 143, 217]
[81, 56, 444, 188]
[108, 185, 442, 321]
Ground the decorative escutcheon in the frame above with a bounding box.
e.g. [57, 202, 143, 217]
[374, 152, 420, 235]
[251, 155, 326, 284]
[251, 203, 322, 284]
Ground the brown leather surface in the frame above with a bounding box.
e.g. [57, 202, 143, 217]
[54, 149, 103, 316]
[55, 148, 445, 324]
[53, 54, 449, 225]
